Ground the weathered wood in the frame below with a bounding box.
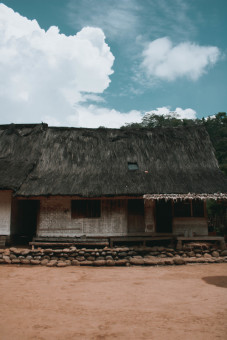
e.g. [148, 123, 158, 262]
[176, 236, 226, 250]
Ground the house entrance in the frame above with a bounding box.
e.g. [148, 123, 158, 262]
[156, 200, 172, 233]
[128, 199, 145, 233]
[13, 200, 39, 244]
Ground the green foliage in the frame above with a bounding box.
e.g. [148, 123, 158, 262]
[122, 112, 227, 175]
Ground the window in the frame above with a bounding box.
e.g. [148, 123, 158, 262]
[128, 162, 139, 170]
[71, 200, 101, 218]
[174, 200, 204, 217]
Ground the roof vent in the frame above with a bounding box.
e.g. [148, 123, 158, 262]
[128, 162, 139, 171]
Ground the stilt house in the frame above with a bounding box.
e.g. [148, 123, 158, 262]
[0, 123, 226, 247]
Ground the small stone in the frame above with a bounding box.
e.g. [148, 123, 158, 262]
[187, 251, 195, 257]
[3, 256, 11, 264]
[11, 259, 20, 264]
[21, 259, 30, 264]
[115, 259, 128, 266]
[80, 261, 93, 266]
[46, 260, 57, 267]
[57, 262, 67, 267]
[71, 260, 80, 266]
[10, 254, 17, 259]
[196, 254, 202, 258]
[30, 259, 40, 265]
[43, 249, 53, 254]
[118, 252, 128, 258]
[204, 253, 212, 258]
[87, 256, 95, 261]
[0, 259, 4, 264]
[96, 256, 105, 261]
[221, 250, 227, 256]
[129, 258, 144, 265]
[143, 259, 157, 265]
[106, 260, 115, 266]
[159, 254, 166, 258]
[173, 258, 185, 265]
[166, 253, 174, 257]
[41, 259, 49, 266]
[65, 260, 71, 266]
[212, 251, 219, 257]
[164, 259, 174, 265]
[76, 256, 85, 262]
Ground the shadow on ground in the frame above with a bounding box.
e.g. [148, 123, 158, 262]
[202, 276, 227, 288]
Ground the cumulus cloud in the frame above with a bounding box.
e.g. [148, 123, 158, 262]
[0, 4, 114, 124]
[141, 37, 220, 81]
[44, 104, 142, 128]
[145, 107, 196, 119]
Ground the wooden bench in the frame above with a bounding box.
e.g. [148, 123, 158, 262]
[109, 236, 174, 248]
[176, 236, 226, 250]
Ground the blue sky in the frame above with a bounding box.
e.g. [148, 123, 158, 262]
[0, 0, 226, 127]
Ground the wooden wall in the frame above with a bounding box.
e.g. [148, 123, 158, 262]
[0, 191, 12, 236]
[37, 197, 129, 237]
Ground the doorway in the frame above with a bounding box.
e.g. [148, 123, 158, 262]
[128, 199, 145, 233]
[13, 200, 39, 244]
[156, 200, 172, 233]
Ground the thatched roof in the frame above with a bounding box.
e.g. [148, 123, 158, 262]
[0, 123, 226, 198]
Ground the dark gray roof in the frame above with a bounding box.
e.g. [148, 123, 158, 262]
[0, 123, 226, 197]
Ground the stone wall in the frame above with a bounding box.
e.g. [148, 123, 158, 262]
[1, 244, 227, 267]
[0, 191, 12, 236]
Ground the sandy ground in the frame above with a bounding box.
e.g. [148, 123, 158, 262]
[0, 264, 227, 340]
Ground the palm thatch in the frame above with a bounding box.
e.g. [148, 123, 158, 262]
[0, 123, 226, 198]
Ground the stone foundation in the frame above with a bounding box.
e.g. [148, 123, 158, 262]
[0, 243, 227, 267]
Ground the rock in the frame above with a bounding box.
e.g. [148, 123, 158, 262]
[106, 255, 113, 260]
[160, 254, 166, 258]
[87, 256, 95, 261]
[212, 251, 219, 257]
[173, 258, 185, 265]
[71, 260, 80, 266]
[129, 258, 144, 265]
[164, 259, 174, 265]
[143, 259, 157, 265]
[57, 262, 67, 267]
[80, 261, 93, 266]
[3, 256, 11, 264]
[41, 259, 49, 266]
[76, 256, 85, 262]
[21, 259, 30, 264]
[65, 260, 71, 266]
[187, 251, 195, 257]
[11, 259, 20, 264]
[204, 253, 212, 258]
[62, 248, 70, 253]
[214, 257, 224, 263]
[166, 253, 174, 257]
[96, 256, 105, 261]
[115, 259, 128, 266]
[30, 259, 40, 265]
[221, 250, 227, 256]
[93, 260, 106, 266]
[46, 260, 57, 267]
[43, 249, 53, 254]
[10, 254, 16, 259]
[106, 260, 115, 266]
[21, 250, 30, 256]
[0, 259, 4, 264]
[196, 254, 202, 258]
[118, 252, 128, 258]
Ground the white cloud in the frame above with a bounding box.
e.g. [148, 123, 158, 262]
[48, 104, 142, 128]
[141, 37, 220, 81]
[146, 106, 196, 119]
[0, 4, 114, 124]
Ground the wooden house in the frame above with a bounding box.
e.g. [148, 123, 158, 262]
[0, 123, 226, 247]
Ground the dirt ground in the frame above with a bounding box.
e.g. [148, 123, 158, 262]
[0, 264, 227, 340]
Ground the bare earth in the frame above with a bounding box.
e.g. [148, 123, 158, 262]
[0, 264, 227, 340]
